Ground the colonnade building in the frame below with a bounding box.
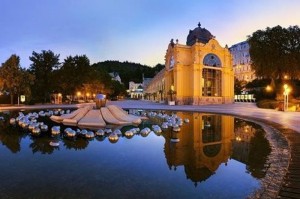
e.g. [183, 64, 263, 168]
[144, 23, 234, 105]
[229, 41, 256, 82]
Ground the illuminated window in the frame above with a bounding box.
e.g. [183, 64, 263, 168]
[202, 115, 222, 143]
[202, 69, 221, 96]
[203, 53, 222, 67]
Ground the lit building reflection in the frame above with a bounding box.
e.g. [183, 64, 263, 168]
[163, 113, 270, 186]
[0, 110, 271, 182]
[163, 113, 234, 186]
[232, 118, 271, 178]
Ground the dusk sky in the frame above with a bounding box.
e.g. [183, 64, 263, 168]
[1, 0, 300, 68]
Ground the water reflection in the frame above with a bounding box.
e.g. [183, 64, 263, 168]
[232, 118, 272, 178]
[162, 113, 233, 186]
[29, 136, 60, 154]
[63, 138, 90, 150]
[0, 113, 26, 153]
[160, 112, 271, 186]
[0, 110, 271, 185]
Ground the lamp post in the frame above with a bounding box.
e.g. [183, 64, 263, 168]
[283, 84, 290, 112]
[266, 85, 272, 92]
[58, 93, 62, 104]
[76, 91, 81, 101]
[86, 92, 90, 101]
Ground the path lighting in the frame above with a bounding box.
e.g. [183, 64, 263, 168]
[76, 91, 82, 101]
[235, 136, 242, 142]
[58, 93, 62, 104]
[266, 85, 272, 92]
[283, 84, 291, 112]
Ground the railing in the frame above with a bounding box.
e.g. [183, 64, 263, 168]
[234, 94, 256, 103]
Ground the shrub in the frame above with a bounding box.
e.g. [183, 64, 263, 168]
[256, 99, 278, 109]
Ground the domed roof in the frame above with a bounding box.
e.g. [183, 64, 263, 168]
[186, 23, 214, 46]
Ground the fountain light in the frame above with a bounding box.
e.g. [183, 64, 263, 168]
[9, 118, 16, 125]
[51, 126, 61, 136]
[108, 133, 119, 143]
[95, 129, 105, 136]
[31, 127, 41, 136]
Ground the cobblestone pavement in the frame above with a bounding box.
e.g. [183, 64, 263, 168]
[1, 100, 300, 198]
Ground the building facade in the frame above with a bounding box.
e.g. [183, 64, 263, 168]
[163, 112, 234, 185]
[145, 23, 234, 105]
[109, 72, 122, 83]
[143, 69, 165, 101]
[127, 81, 144, 99]
[229, 41, 256, 82]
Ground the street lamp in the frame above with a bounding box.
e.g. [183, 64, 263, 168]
[58, 93, 62, 104]
[86, 92, 90, 101]
[76, 91, 81, 101]
[266, 85, 272, 92]
[283, 84, 290, 112]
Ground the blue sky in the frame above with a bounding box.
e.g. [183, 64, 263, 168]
[1, 0, 300, 68]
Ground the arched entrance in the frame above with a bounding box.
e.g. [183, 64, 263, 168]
[202, 54, 222, 97]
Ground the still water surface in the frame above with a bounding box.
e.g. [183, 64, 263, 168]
[0, 110, 271, 199]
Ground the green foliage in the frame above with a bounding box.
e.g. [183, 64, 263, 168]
[0, 55, 34, 104]
[29, 50, 60, 103]
[51, 55, 115, 101]
[247, 25, 300, 80]
[245, 78, 300, 100]
[245, 78, 270, 89]
[245, 78, 277, 100]
[54, 55, 91, 94]
[109, 80, 127, 99]
[92, 61, 164, 87]
[1, 52, 163, 104]
[234, 78, 247, 94]
[256, 99, 279, 109]
[290, 80, 300, 97]
[248, 128, 271, 178]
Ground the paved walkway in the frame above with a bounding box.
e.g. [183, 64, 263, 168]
[2, 100, 298, 133]
[1, 100, 300, 198]
[109, 100, 300, 133]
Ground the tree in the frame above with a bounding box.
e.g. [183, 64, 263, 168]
[29, 50, 60, 103]
[0, 55, 34, 104]
[92, 61, 165, 88]
[109, 81, 127, 99]
[234, 78, 247, 94]
[54, 55, 90, 97]
[16, 68, 35, 103]
[285, 26, 300, 77]
[54, 55, 112, 101]
[247, 25, 300, 80]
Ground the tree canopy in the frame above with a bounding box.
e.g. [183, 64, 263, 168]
[92, 61, 164, 87]
[54, 55, 113, 99]
[29, 50, 60, 103]
[0, 55, 34, 104]
[247, 25, 300, 80]
[0, 51, 164, 104]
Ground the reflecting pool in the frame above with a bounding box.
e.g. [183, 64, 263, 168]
[0, 110, 271, 199]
